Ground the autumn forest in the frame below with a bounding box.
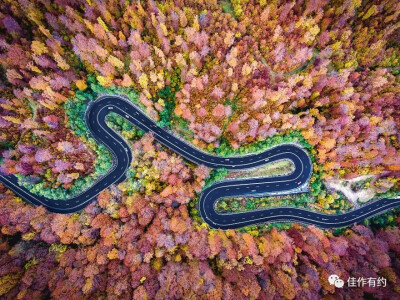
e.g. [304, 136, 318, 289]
[0, 0, 400, 298]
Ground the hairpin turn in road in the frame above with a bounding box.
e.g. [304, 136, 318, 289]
[1, 95, 399, 229]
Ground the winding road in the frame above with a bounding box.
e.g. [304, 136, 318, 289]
[1, 95, 399, 229]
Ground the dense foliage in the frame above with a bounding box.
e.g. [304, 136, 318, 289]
[0, 0, 400, 298]
[2, 184, 400, 298]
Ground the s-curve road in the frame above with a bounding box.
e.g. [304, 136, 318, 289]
[1, 95, 399, 229]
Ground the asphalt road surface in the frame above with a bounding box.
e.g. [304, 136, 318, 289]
[1, 95, 399, 229]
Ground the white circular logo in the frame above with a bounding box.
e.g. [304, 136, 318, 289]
[328, 275, 344, 288]
[328, 274, 339, 285]
[334, 279, 344, 288]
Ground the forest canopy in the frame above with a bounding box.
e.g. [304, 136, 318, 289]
[0, 0, 400, 298]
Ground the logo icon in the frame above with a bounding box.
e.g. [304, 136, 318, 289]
[328, 274, 344, 288]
